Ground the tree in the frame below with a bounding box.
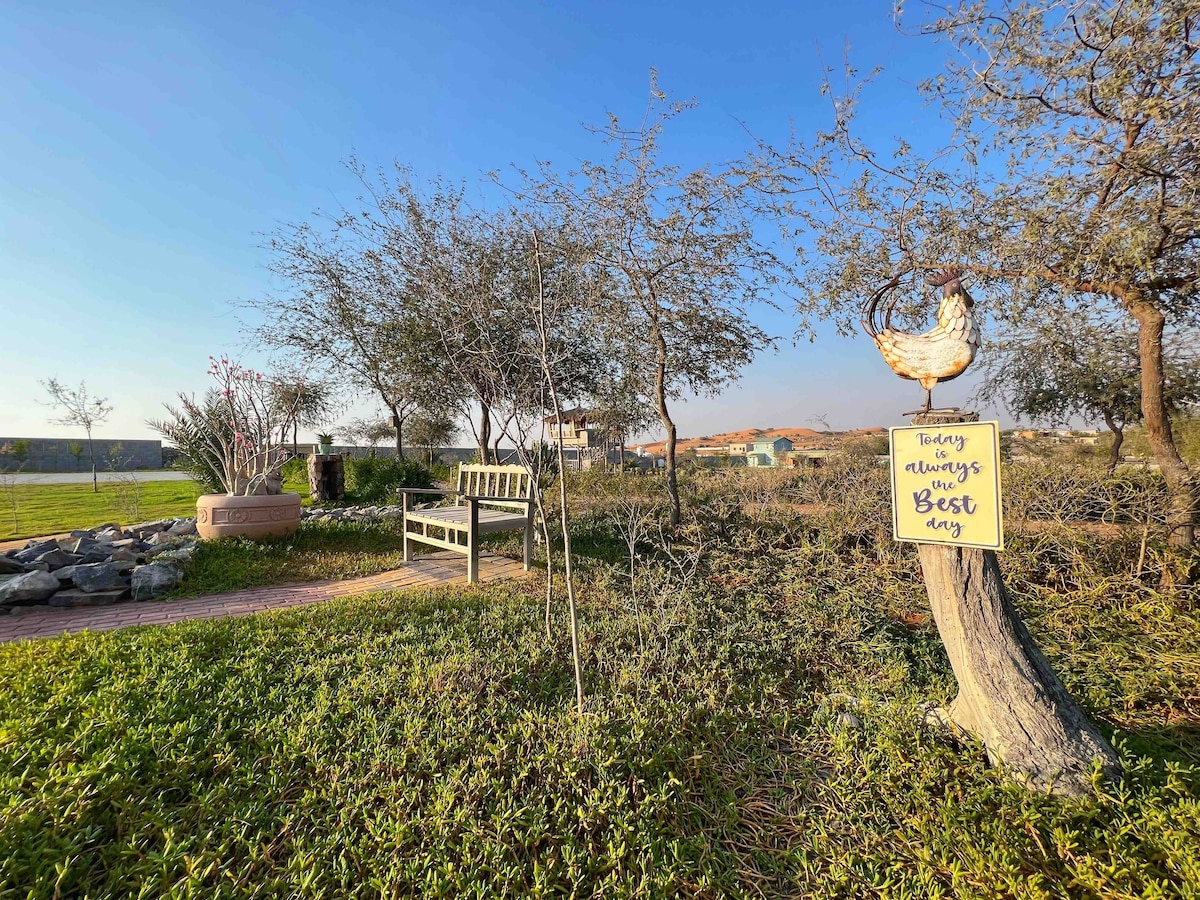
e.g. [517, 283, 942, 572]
[41, 379, 111, 493]
[343, 415, 397, 452]
[760, 0, 1200, 546]
[976, 311, 1200, 470]
[406, 409, 460, 467]
[0, 440, 32, 532]
[253, 219, 440, 461]
[335, 165, 531, 464]
[273, 376, 337, 457]
[514, 76, 789, 526]
[418, 203, 600, 714]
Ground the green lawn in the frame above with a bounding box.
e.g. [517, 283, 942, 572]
[0, 480, 204, 541]
[2, 497, 1197, 897]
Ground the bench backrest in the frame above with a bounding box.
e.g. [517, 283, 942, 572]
[456, 463, 533, 513]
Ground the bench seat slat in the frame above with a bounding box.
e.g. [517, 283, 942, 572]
[406, 508, 527, 535]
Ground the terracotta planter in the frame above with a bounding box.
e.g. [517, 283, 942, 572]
[195, 493, 303, 541]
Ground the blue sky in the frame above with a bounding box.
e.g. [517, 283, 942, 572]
[0, 0, 1010, 444]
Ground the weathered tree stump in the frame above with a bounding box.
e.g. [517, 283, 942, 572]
[308, 454, 344, 503]
[911, 410, 1121, 796]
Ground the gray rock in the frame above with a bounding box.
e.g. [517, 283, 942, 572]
[70, 536, 100, 555]
[69, 529, 94, 538]
[34, 549, 80, 570]
[14, 541, 59, 563]
[153, 547, 195, 565]
[48, 588, 126, 608]
[167, 518, 197, 536]
[131, 562, 181, 600]
[837, 711, 863, 730]
[80, 546, 114, 564]
[53, 565, 79, 583]
[72, 563, 125, 593]
[0, 570, 61, 604]
[110, 537, 139, 549]
[145, 531, 178, 547]
[0, 556, 24, 575]
[108, 547, 137, 562]
[129, 520, 170, 538]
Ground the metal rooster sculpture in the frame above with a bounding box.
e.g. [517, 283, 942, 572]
[862, 268, 980, 412]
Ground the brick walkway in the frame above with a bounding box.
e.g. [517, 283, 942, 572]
[0, 551, 527, 644]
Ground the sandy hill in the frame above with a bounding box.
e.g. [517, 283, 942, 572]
[638, 426, 872, 456]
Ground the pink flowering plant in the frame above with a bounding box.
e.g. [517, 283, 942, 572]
[150, 357, 303, 496]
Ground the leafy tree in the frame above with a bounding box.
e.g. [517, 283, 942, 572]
[0, 440, 32, 532]
[41, 378, 111, 493]
[343, 416, 397, 451]
[761, 0, 1200, 546]
[335, 165, 532, 463]
[273, 377, 337, 457]
[253, 219, 440, 461]
[515, 77, 789, 526]
[976, 312, 1200, 471]
[406, 409, 460, 467]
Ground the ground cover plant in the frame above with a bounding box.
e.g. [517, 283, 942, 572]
[173, 518, 442, 597]
[0, 480, 203, 542]
[2, 463, 1198, 897]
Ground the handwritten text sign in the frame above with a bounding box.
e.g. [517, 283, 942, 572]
[890, 421, 1003, 550]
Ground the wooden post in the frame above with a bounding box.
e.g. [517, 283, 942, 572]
[467, 497, 479, 584]
[910, 410, 1121, 795]
[523, 506, 533, 571]
[402, 489, 412, 563]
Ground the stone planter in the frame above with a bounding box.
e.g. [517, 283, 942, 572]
[195, 493, 303, 541]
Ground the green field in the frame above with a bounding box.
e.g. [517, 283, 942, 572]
[0, 465, 317, 542]
[0, 480, 204, 541]
[2, 463, 1198, 897]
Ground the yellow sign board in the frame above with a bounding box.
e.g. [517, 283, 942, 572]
[890, 421, 1004, 550]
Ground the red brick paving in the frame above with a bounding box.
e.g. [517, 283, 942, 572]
[0, 551, 527, 644]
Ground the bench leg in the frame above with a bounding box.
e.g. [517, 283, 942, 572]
[523, 516, 533, 571]
[467, 498, 479, 584]
[402, 496, 412, 563]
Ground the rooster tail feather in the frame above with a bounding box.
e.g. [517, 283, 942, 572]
[862, 274, 903, 338]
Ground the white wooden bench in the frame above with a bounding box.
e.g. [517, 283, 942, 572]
[399, 463, 534, 583]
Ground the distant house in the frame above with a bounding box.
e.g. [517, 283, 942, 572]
[728, 441, 753, 454]
[747, 437, 794, 467]
[785, 448, 834, 469]
[544, 408, 624, 470]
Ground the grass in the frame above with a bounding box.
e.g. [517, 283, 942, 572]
[0, 480, 204, 542]
[174, 519, 511, 597]
[2, 463, 1200, 897]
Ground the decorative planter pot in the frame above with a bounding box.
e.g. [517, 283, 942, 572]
[317, 443, 333, 455]
[195, 493, 303, 541]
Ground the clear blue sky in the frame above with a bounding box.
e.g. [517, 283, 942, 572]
[0, 0, 1012, 444]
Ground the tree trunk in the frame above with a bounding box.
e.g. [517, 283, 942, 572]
[293, 422, 299, 459]
[1101, 411, 1124, 474]
[918, 543, 1121, 795]
[1128, 299, 1195, 548]
[478, 402, 493, 465]
[388, 405, 405, 461]
[909, 410, 1121, 796]
[652, 333, 680, 528]
[88, 433, 98, 493]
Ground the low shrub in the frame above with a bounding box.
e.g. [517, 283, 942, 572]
[344, 455, 433, 504]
